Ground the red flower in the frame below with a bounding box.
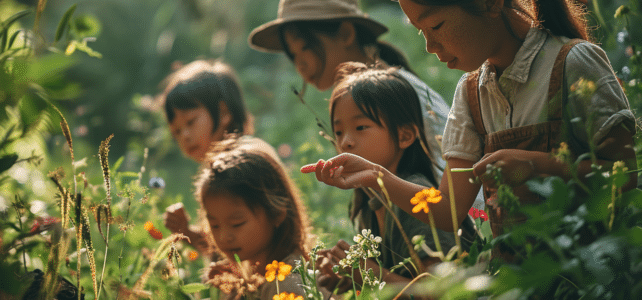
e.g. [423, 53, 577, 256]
[468, 207, 489, 221]
[144, 221, 163, 240]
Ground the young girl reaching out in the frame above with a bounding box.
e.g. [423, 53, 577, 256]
[315, 62, 476, 294]
[303, 0, 636, 246]
[159, 60, 277, 255]
[196, 139, 320, 300]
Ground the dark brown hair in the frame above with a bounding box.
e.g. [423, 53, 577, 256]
[278, 21, 418, 75]
[160, 60, 253, 136]
[329, 62, 438, 220]
[194, 138, 312, 262]
[407, 0, 590, 41]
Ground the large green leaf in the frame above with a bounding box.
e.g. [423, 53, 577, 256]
[0, 153, 18, 174]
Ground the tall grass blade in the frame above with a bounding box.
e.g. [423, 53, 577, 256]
[80, 205, 98, 300]
[74, 193, 83, 300]
[97, 134, 114, 300]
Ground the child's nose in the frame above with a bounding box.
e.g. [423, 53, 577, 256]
[340, 134, 355, 150]
[423, 31, 441, 54]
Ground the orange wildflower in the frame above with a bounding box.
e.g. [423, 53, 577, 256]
[144, 221, 163, 240]
[272, 292, 303, 300]
[188, 250, 199, 261]
[265, 260, 292, 282]
[410, 187, 442, 214]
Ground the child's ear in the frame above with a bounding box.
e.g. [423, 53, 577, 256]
[398, 125, 417, 150]
[273, 210, 287, 228]
[338, 21, 357, 47]
[218, 102, 232, 129]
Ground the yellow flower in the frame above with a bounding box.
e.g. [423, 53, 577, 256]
[410, 187, 442, 214]
[272, 292, 303, 300]
[265, 261, 292, 282]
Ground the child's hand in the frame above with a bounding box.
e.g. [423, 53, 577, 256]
[300, 153, 381, 190]
[473, 149, 537, 187]
[316, 240, 353, 294]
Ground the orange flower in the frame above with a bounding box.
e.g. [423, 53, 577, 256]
[410, 187, 442, 214]
[188, 250, 199, 261]
[272, 292, 303, 300]
[144, 221, 163, 240]
[265, 260, 292, 282]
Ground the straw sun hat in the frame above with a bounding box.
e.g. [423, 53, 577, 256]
[248, 0, 388, 53]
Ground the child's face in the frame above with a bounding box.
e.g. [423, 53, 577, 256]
[284, 30, 347, 91]
[398, 0, 499, 72]
[169, 106, 224, 161]
[203, 191, 275, 266]
[332, 95, 403, 174]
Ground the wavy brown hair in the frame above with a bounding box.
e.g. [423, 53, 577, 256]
[194, 138, 312, 262]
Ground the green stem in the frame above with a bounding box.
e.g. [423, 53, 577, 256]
[366, 182, 424, 273]
[427, 212, 443, 255]
[445, 163, 463, 257]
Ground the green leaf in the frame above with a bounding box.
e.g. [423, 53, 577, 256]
[180, 283, 209, 294]
[112, 156, 125, 172]
[0, 153, 18, 174]
[0, 10, 31, 53]
[55, 4, 77, 42]
[7, 29, 23, 50]
[72, 14, 101, 38]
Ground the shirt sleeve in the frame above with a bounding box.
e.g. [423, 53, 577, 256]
[563, 42, 636, 152]
[441, 73, 485, 162]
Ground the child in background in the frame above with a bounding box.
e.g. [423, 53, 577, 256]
[195, 138, 318, 300]
[248, 0, 455, 183]
[315, 62, 476, 294]
[302, 0, 636, 251]
[158, 60, 277, 255]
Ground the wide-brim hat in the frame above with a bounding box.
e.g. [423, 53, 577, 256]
[248, 0, 389, 53]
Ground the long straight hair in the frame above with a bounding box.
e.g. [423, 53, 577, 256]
[329, 62, 438, 220]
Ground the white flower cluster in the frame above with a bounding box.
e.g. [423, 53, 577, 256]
[339, 229, 383, 269]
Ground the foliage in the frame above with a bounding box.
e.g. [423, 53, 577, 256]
[0, 0, 641, 299]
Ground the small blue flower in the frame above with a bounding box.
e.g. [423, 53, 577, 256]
[148, 177, 165, 189]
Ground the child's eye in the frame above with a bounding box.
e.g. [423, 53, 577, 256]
[356, 125, 368, 131]
[232, 222, 246, 228]
[210, 224, 220, 230]
[431, 21, 444, 30]
[334, 131, 342, 136]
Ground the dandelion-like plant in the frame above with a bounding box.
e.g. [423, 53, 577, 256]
[410, 188, 444, 255]
[265, 260, 292, 295]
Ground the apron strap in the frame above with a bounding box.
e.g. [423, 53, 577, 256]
[547, 38, 584, 120]
[466, 70, 487, 137]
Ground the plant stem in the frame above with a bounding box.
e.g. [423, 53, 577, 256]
[445, 163, 463, 257]
[366, 183, 424, 273]
[427, 212, 443, 255]
[391, 272, 433, 300]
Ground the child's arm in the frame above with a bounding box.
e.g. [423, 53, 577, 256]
[301, 154, 482, 231]
[473, 125, 637, 191]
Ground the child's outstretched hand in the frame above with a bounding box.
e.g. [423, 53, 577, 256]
[300, 153, 381, 190]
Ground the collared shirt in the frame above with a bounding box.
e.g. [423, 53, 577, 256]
[442, 27, 635, 162]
